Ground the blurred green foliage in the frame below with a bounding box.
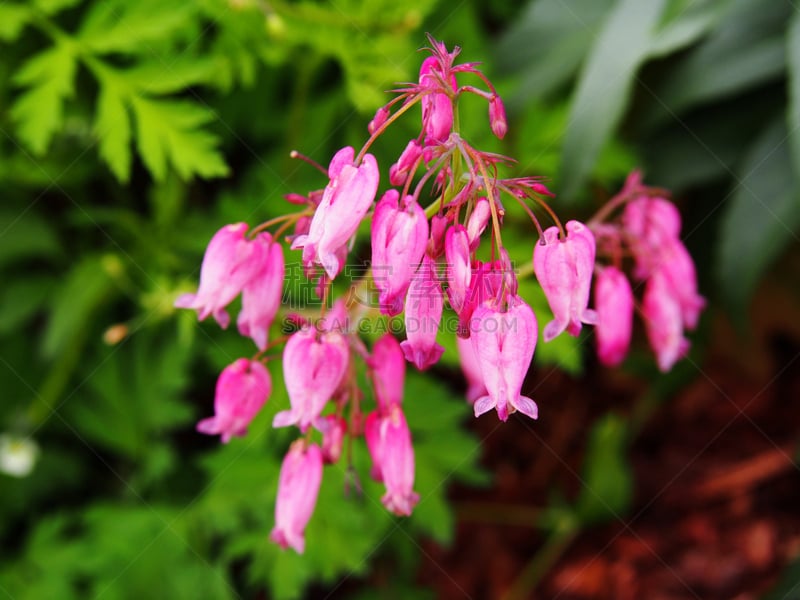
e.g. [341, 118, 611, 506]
[0, 0, 796, 597]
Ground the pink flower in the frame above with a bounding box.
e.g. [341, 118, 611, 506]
[470, 297, 538, 422]
[488, 95, 507, 139]
[292, 146, 380, 279]
[466, 197, 490, 249]
[175, 223, 261, 328]
[419, 56, 455, 143]
[273, 328, 349, 432]
[369, 334, 406, 411]
[456, 334, 487, 404]
[365, 405, 419, 516]
[594, 266, 634, 367]
[400, 254, 445, 370]
[196, 358, 271, 443]
[389, 140, 423, 186]
[371, 190, 429, 316]
[270, 441, 323, 554]
[533, 220, 598, 342]
[314, 415, 346, 464]
[364, 411, 383, 482]
[658, 240, 705, 330]
[642, 270, 690, 372]
[444, 225, 472, 314]
[237, 233, 285, 351]
[368, 106, 389, 134]
[623, 196, 682, 250]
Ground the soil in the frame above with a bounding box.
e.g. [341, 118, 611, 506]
[416, 277, 800, 600]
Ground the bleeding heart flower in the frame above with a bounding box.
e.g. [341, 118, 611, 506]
[196, 358, 271, 443]
[533, 220, 598, 342]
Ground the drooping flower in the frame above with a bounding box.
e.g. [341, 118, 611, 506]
[270, 441, 323, 554]
[174, 223, 262, 328]
[623, 196, 682, 251]
[594, 266, 634, 367]
[196, 358, 271, 443]
[657, 240, 706, 330]
[273, 328, 349, 432]
[470, 297, 538, 422]
[444, 225, 472, 314]
[533, 220, 598, 342]
[371, 190, 429, 316]
[314, 415, 347, 464]
[642, 270, 690, 372]
[456, 334, 487, 404]
[466, 197, 490, 249]
[400, 254, 445, 370]
[366, 405, 419, 516]
[292, 146, 380, 279]
[364, 411, 383, 482]
[237, 233, 285, 351]
[369, 334, 406, 411]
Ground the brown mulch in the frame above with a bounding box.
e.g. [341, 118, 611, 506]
[417, 278, 800, 600]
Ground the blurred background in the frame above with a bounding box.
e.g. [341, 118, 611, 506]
[1, 0, 799, 598]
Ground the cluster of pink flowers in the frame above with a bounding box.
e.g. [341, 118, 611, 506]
[175, 36, 704, 554]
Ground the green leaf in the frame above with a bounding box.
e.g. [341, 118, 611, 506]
[94, 80, 132, 182]
[0, 277, 54, 334]
[642, 95, 779, 190]
[648, 0, 735, 58]
[717, 117, 800, 318]
[131, 97, 229, 181]
[558, 0, 667, 201]
[11, 43, 78, 155]
[787, 9, 800, 180]
[495, 0, 615, 106]
[42, 255, 117, 359]
[0, 3, 31, 42]
[575, 413, 632, 524]
[0, 210, 61, 268]
[78, 0, 198, 54]
[639, 0, 790, 132]
[72, 333, 194, 459]
[33, 0, 81, 15]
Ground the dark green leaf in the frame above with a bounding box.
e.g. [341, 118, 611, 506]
[648, 0, 735, 58]
[558, 0, 666, 201]
[496, 0, 615, 106]
[42, 255, 116, 359]
[639, 0, 790, 132]
[786, 8, 800, 180]
[717, 117, 800, 317]
[0, 210, 61, 268]
[0, 277, 54, 334]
